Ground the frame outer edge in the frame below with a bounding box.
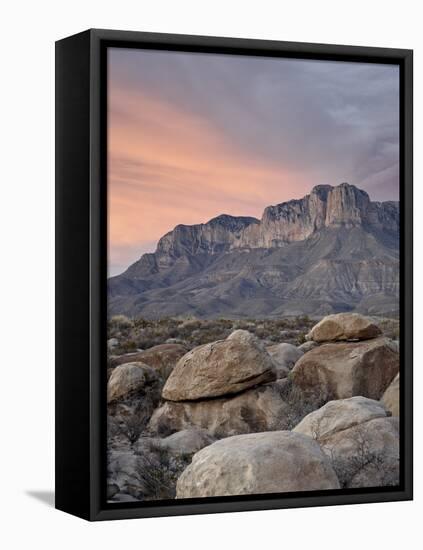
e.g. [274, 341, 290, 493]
[55, 30, 92, 520]
[402, 49, 413, 499]
[56, 28, 413, 521]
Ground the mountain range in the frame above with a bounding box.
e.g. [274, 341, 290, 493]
[108, 183, 399, 319]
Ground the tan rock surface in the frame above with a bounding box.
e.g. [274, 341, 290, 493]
[381, 373, 400, 416]
[306, 313, 382, 342]
[291, 337, 399, 401]
[107, 362, 159, 403]
[162, 330, 276, 401]
[293, 396, 388, 440]
[266, 343, 303, 377]
[176, 431, 340, 498]
[321, 417, 400, 488]
[150, 382, 289, 437]
[110, 343, 187, 380]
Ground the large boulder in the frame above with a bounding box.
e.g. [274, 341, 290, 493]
[319, 417, 400, 488]
[162, 330, 276, 401]
[306, 313, 382, 343]
[110, 343, 188, 381]
[290, 337, 399, 401]
[293, 396, 388, 440]
[381, 373, 400, 416]
[293, 398, 399, 488]
[107, 362, 159, 403]
[176, 431, 340, 498]
[149, 382, 290, 438]
[266, 343, 303, 377]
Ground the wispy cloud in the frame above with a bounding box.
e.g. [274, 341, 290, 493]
[108, 48, 399, 275]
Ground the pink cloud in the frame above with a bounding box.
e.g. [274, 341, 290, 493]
[108, 87, 312, 275]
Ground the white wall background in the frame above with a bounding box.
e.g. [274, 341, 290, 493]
[0, 0, 420, 548]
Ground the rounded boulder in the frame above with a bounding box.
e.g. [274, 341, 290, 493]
[306, 313, 382, 343]
[162, 330, 276, 401]
[107, 362, 159, 403]
[290, 337, 399, 401]
[176, 431, 340, 498]
[110, 343, 188, 381]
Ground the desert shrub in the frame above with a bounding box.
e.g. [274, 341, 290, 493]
[298, 314, 311, 325]
[374, 317, 400, 341]
[277, 379, 326, 430]
[132, 318, 150, 329]
[321, 424, 399, 488]
[107, 415, 121, 439]
[296, 332, 307, 345]
[118, 339, 138, 353]
[107, 315, 320, 353]
[133, 440, 191, 500]
[109, 314, 133, 329]
[119, 410, 149, 446]
[134, 453, 175, 500]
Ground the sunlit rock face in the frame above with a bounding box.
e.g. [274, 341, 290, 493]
[233, 183, 398, 249]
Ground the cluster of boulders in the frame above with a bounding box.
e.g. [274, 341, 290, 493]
[291, 313, 399, 402]
[149, 330, 294, 438]
[108, 342, 188, 381]
[107, 312, 400, 502]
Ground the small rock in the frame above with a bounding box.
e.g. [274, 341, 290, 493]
[107, 451, 145, 496]
[108, 337, 119, 350]
[166, 338, 185, 345]
[266, 343, 303, 376]
[110, 344, 188, 381]
[107, 483, 120, 499]
[298, 341, 319, 353]
[110, 493, 139, 502]
[107, 362, 159, 403]
[156, 428, 215, 456]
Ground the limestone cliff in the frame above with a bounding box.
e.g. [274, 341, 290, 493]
[109, 183, 399, 319]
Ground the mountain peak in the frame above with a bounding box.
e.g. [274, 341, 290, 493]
[324, 182, 370, 227]
[143, 183, 398, 262]
[109, 182, 399, 319]
[310, 184, 333, 199]
[252, 182, 383, 247]
[207, 213, 259, 228]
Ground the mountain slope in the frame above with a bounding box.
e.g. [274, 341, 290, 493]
[109, 183, 399, 319]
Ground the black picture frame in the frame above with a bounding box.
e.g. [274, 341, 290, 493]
[55, 28, 413, 521]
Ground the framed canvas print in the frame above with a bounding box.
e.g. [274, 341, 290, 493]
[55, 29, 413, 521]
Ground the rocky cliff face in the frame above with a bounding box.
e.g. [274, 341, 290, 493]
[109, 183, 399, 319]
[233, 183, 398, 249]
[156, 215, 259, 266]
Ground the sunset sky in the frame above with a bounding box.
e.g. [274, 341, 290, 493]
[108, 47, 399, 276]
